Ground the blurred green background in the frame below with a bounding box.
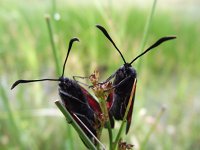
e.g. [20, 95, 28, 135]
[1, 0, 200, 149]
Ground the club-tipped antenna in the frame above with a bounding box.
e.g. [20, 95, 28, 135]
[11, 79, 59, 90]
[61, 37, 79, 78]
[96, 25, 127, 64]
[11, 38, 80, 90]
[129, 36, 176, 65]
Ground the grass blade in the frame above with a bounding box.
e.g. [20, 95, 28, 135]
[45, 15, 61, 76]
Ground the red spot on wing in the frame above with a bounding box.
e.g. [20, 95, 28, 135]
[80, 86, 115, 128]
[80, 87, 101, 114]
[106, 92, 113, 110]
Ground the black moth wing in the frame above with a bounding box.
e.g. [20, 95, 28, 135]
[110, 65, 137, 133]
[73, 113, 97, 145]
[58, 78, 98, 140]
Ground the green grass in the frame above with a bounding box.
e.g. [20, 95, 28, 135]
[1, 0, 200, 149]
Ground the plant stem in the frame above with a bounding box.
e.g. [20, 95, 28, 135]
[96, 127, 103, 150]
[99, 97, 113, 150]
[140, 106, 166, 150]
[55, 100, 97, 150]
[113, 79, 137, 150]
[45, 15, 61, 76]
[106, 121, 113, 150]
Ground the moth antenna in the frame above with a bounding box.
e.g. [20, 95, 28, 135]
[61, 37, 79, 78]
[130, 36, 176, 65]
[96, 25, 127, 64]
[11, 79, 59, 90]
[11, 38, 80, 90]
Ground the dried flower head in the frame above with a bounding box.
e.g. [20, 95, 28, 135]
[89, 70, 99, 86]
[89, 70, 113, 100]
[118, 139, 134, 150]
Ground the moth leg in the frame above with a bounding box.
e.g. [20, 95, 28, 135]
[73, 75, 89, 80]
[96, 71, 117, 86]
[73, 75, 90, 87]
[104, 75, 133, 92]
[104, 71, 117, 83]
